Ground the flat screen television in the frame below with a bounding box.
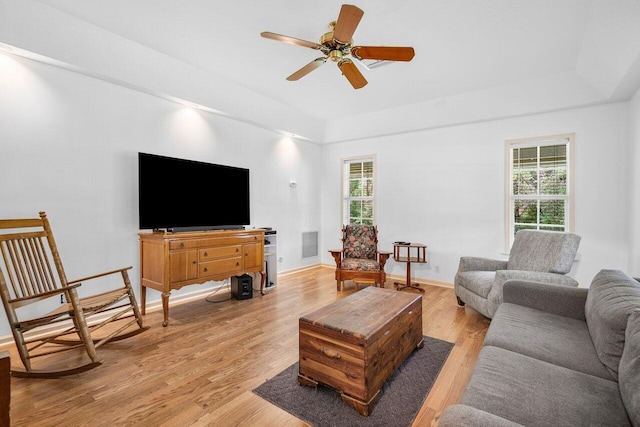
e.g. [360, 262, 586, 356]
[138, 152, 250, 231]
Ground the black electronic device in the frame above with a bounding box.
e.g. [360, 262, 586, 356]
[138, 152, 250, 231]
[231, 274, 253, 300]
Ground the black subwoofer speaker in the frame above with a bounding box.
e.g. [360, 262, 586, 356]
[231, 274, 253, 300]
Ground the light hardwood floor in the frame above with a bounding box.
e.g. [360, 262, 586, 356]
[2, 266, 490, 426]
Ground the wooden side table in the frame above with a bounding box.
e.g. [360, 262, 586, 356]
[393, 243, 427, 292]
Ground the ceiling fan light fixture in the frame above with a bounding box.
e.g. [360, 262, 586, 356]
[328, 50, 343, 62]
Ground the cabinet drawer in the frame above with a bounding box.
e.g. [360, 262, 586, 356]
[199, 245, 241, 260]
[200, 257, 242, 278]
[169, 235, 256, 250]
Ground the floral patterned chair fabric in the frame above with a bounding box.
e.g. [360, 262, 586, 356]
[329, 224, 391, 291]
[343, 225, 378, 260]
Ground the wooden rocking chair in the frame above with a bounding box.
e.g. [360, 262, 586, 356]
[0, 212, 149, 378]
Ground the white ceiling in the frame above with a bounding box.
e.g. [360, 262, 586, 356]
[5, 0, 640, 142]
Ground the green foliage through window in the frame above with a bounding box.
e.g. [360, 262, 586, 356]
[510, 141, 570, 238]
[344, 159, 374, 225]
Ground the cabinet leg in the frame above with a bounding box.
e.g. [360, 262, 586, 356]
[140, 285, 147, 315]
[161, 292, 170, 327]
[260, 271, 266, 296]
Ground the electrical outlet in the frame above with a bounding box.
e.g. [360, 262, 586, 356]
[435, 265, 440, 273]
[278, 257, 283, 263]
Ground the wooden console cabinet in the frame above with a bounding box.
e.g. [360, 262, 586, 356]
[139, 229, 265, 326]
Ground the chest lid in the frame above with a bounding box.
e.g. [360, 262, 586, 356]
[300, 287, 421, 342]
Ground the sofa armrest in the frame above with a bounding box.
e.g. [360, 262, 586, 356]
[457, 257, 507, 273]
[503, 280, 589, 320]
[486, 270, 579, 309]
[439, 404, 523, 427]
[496, 270, 579, 288]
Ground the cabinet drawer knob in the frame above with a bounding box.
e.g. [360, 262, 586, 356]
[320, 347, 341, 359]
[203, 267, 208, 272]
[236, 262, 240, 266]
[203, 252, 208, 257]
[180, 243, 184, 248]
[192, 261, 197, 264]
[236, 248, 239, 252]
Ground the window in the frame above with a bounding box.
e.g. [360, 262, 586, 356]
[342, 156, 375, 225]
[505, 134, 575, 248]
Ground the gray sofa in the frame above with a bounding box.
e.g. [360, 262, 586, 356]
[455, 230, 581, 319]
[440, 269, 640, 427]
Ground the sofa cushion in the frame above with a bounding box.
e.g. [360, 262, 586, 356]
[619, 310, 640, 427]
[460, 346, 631, 427]
[486, 303, 612, 380]
[439, 404, 524, 427]
[455, 271, 495, 298]
[507, 230, 580, 274]
[585, 269, 640, 379]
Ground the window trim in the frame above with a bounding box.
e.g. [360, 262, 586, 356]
[504, 133, 575, 251]
[341, 155, 376, 226]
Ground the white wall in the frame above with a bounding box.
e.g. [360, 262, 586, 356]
[321, 102, 632, 287]
[0, 52, 322, 337]
[629, 88, 640, 277]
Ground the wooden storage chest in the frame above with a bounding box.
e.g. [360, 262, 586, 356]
[298, 287, 423, 416]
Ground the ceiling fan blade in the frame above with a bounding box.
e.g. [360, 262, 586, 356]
[351, 46, 415, 61]
[333, 4, 364, 44]
[287, 58, 327, 81]
[338, 59, 367, 89]
[261, 31, 322, 50]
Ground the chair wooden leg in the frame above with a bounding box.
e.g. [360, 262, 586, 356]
[121, 269, 146, 329]
[67, 288, 100, 364]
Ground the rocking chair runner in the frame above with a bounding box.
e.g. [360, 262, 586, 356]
[0, 212, 149, 378]
[329, 224, 391, 291]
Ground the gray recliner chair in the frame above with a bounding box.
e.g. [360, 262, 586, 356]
[454, 230, 581, 318]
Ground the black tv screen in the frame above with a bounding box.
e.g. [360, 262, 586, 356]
[138, 152, 250, 231]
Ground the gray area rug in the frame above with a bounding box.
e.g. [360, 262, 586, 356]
[253, 336, 454, 427]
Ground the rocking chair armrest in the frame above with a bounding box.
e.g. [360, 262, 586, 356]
[68, 266, 133, 285]
[8, 283, 82, 304]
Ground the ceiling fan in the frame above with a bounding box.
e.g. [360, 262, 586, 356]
[261, 4, 415, 89]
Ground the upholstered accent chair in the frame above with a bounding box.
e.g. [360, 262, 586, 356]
[329, 224, 392, 291]
[454, 229, 581, 319]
